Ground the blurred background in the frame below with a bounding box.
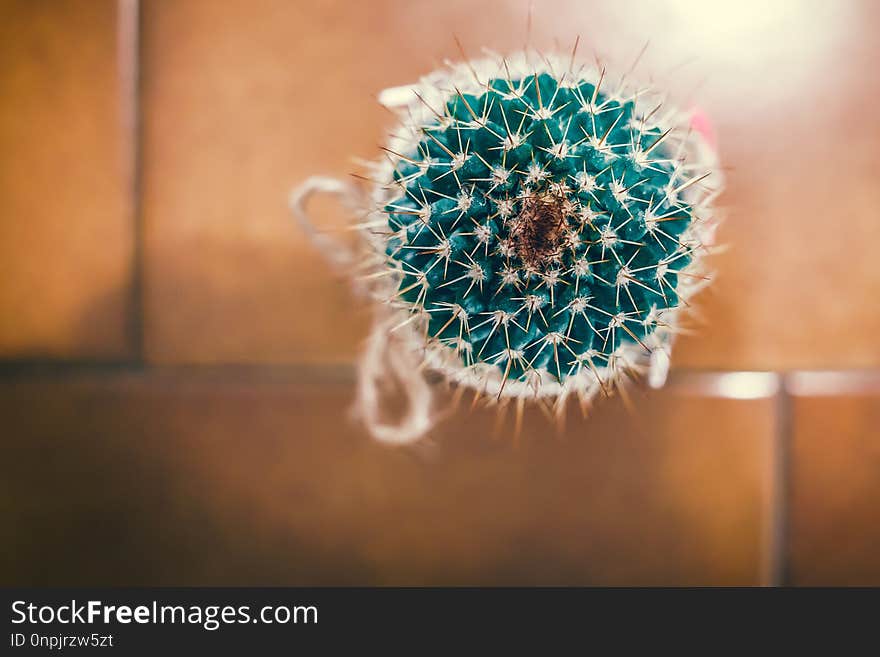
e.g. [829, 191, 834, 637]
[1, 0, 878, 586]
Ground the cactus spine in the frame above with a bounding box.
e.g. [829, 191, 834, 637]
[360, 50, 720, 412]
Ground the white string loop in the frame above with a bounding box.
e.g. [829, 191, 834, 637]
[355, 314, 433, 445]
[288, 176, 360, 270]
[289, 177, 435, 445]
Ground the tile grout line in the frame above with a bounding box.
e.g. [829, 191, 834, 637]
[118, 0, 145, 364]
[767, 373, 793, 586]
[2, 362, 880, 382]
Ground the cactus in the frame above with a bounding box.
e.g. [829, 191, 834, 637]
[287, 48, 722, 440]
[361, 50, 720, 411]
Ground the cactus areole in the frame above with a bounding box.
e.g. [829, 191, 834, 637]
[364, 52, 720, 403]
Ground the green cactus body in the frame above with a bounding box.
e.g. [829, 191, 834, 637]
[369, 53, 717, 401]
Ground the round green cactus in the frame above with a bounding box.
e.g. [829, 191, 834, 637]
[369, 53, 717, 401]
[289, 50, 721, 441]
